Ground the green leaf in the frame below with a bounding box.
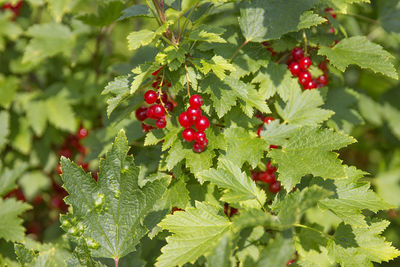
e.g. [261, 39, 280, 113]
[161, 178, 190, 210]
[259, 120, 299, 145]
[46, 96, 76, 133]
[268, 127, 356, 191]
[102, 76, 130, 117]
[127, 23, 168, 51]
[10, 117, 32, 155]
[319, 166, 394, 227]
[45, 0, 76, 22]
[19, 171, 50, 201]
[374, 168, 400, 207]
[0, 198, 31, 242]
[382, 103, 400, 140]
[0, 13, 23, 51]
[253, 230, 295, 267]
[156, 45, 186, 71]
[61, 130, 170, 260]
[0, 110, 10, 152]
[252, 63, 302, 101]
[188, 25, 226, 43]
[378, 0, 400, 33]
[200, 55, 235, 80]
[198, 159, 266, 208]
[118, 4, 152, 20]
[156, 202, 232, 267]
[318, 36, 398, 79]
[327, 221, 400, 266]
[222, 126, 268, 168]
[206, 234, 233, 267]
[14, 244, 37, 266]
[0, 76, 18, 108]
[238, 0, 319, 42]
[297, 11, 327, 30]
[0, 162, 28, 197]
[23, 23, 75, 64]
[78, 1, 124, 27]
[25, 100, 48, 136]
[232, 209, 281, 231]
[276, 89, 334, 125]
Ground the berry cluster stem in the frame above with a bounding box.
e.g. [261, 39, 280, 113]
[230, 39, 249, 62]
[184, 63, 192, 98]
[158, 71, 170, 116]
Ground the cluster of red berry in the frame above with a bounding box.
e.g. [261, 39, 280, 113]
[287, 47, 328, 89]
[252, 162, 281, 194]
[224, 203, 238, 218]
[135, 68, 175, 132]
[56, 126, 89, 174]
[262, 41, 277, 56]
[2, 1, 23, 20]
[179, 95, 210, 153]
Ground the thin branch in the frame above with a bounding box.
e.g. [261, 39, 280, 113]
[184, 63, 191, 98]
[145, 0, 162, 26]
[178, 0, 201, 42]
[229, 39, 249, 62]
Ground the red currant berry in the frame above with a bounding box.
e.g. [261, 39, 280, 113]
[304, 80, 317, 90]
[194, 131, 206, 143]
[265, 173, 276, 183]
[263, 116, 274, 124]
[149, 104, 165, 118]
[317, 74, 329, 86]
[201, 137, 208, 147]
[33, 195, 43, 205]
[287, 260, 295, 266]
[59, 149, 72, 159]
[57, 164, 62, 175]
[257, 126, 263, 137]
[156, 117, 167, 129]
[80, 162, 89, 171]
[325, 7, 337, 19]
[135, 106, 148, 121]
[189, 94, 203, 108]
[318, 61, 328, 72]
[194, 116, 209, 131]
[298, 71, 312, 85]
[164, 101, 174, 112]
[78, 127, 88, 139]
[269, 144, 279, 149]
[291, 47, 304, 60]
[160, 92, 168, 103]
[179, 112, 193, 128]
[193, 142, 205, 153]
[269, 181, 281, 194]
[182, 128, 195, 142]
[152, 67, 163, 76]
[266, 162, 277, 174]
[289, 62, 301, 76]
[299, 57, 312, 70]
[171, 207, 184, 214]
[144, 90, 158, 104]
[142, 123, 154, 133]
[187, 107, 202, 121]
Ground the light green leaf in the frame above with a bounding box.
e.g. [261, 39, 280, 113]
[23, 23, 75, 64]
[10, 117, 32, 155]
[161, 178, 190, 210]
[0, 162, 28, 197]
[297, 11, 327, 30]
[78, 1, 124, 27]
[25, 100, 47, 136]
[0, 198, 31, 242]
[238, 0, 319, 42]
[102, 76, 130, 117]
[318, 36, 398, 79]
[206, 234, 233, 267]
[46, 0, 74, 22]
[319, 166, 394, 227]
[127, 23, 168, 51]
[0, 76, 19, 108]
[200, 55, 235, 80]
[46, 96, 76, 132]
[259, 120, 299, 145]
[327, 221, 400, 266]
[61, 130, 170, 260]
[156, 202, 232, 267]
[0, 110, 10, 152]
[374, 168, 400, 206]
[19, 171, 50, 201]
[198, 159, 266, 208]
[268, 127, 356, 190]
[222, 126, 268, 168]
[118, 4, 152, 20]
[188, 25, 226, 43]
[156, 45, 186, 71]
[276, 89, 334, 125]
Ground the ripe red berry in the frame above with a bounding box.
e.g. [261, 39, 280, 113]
[265, 173, 276, 183]
[193, 142, 205, 153]
[263, 116, 274, 124]
[182, 128, 195, 142]
[80, 162, 89, 171]
[59, 149, 72, 159]
[325, 7, 337, 19]
[298, 71, 312, 85]
[317, 74, 329, 86]
[148, 104, 165, 119]
[156, 117, 167, 129]
[189, 94, 203, 108]
[304, 80, 317, 90]
[160, 92, 168, 103]
[269, 144, 279, 149]
[194, 116, 209, 131]
[194, 131, 206, 143]
[266, 162, 277, 174]
[299, 57, 312, 70]
[187, 107, 202, 121]
[141, 123, 154, 132]
[201, 137, 208, 147]
[289, 62, 301, 76]
[135, 106, 148, 121]
[164, 101, 174, 112]
[144, 90, 158, 104]
[257, 126, 263, 137]
[291, 47, 304, 60]
[78, 127, 88, 139]
[287, 260, 295, 266]
[152, 67, 163, 76]
[179, 112, 193, 128]
[269, 181, 281, 194]
[318, 61, 328, 72]
[57, 164, 62, 175]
